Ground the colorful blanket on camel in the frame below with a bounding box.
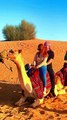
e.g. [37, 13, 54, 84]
[30, 69, 51, 99]
[63, 68, 67, 86]
[56, 68, 67, 85]
[60, 67, 67, 86]
[46, 71, 52, 89]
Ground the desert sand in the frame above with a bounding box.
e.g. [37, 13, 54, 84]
[0, 39, 67, 120]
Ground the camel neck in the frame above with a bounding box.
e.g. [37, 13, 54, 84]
[15, 54, 29, 80]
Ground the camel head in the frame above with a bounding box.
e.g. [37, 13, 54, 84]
[7, 49, 22, 62]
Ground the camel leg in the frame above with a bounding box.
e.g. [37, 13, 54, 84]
[31, 98, 44, 107]
[15, 96, 26, 106]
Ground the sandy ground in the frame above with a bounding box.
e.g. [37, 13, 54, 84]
[0, 39, 67, 120]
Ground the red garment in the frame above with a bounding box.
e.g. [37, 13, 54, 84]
[30, 69, 51, 99]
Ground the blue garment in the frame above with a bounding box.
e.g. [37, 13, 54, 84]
[39, 66, 47, 87]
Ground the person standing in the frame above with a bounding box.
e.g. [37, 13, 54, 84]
[44, 41, 55, 97]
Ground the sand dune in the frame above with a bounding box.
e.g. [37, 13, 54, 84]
[0, 39, 67, 120]
[0, 39, 67, 83]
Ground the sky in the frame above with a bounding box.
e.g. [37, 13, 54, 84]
[0, 0, 67, 41]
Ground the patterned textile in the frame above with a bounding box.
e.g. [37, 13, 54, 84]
[62, 68, 67, 86]
[46, 71, 52, 89]
[30, 69, 51, 99]
[56, 71, 64, 85]
[30, 69, 44, 99]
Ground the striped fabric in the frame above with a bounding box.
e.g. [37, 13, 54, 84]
[30, 69, 51, 99]
[56, 71, 65, 85]
[30, 69, 44, 99]
[46, 72, 52, 89]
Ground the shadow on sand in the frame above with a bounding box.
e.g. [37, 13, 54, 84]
[40, 106, 67, 114]
[0, 82, 22, 105]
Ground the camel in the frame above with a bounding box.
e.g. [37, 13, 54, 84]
[54, 75, 67, 96]
[7, 49, 67, 107]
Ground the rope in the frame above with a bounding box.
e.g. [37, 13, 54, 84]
[3, 62, 13, 72]
[0, 55, 12, 72]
